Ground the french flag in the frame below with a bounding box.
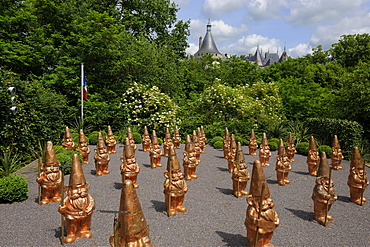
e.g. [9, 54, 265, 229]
[82, 65, 88, 101]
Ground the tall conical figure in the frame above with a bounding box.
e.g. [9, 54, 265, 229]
[142, 126, 151, 152]
[62, 126, 75, 151]
[173, 126, 181, 149]
[227, 134, 237, 172]
[232, 142, 250, 197]
[331, 135, 344, 170]
[58, 154, 95, 244]
[259, 133, 271, 167]
[248, 129, 258, 156]
[106, 125, 117, 154]
[223, 127, 230, 159]
[275, 139, 291, 186]
[183, 135, 199, 181]
[307, 136, 320, 176]
[163, 127, 174, 157]
[76, 129, 90, 164]
[121, 137, 140, 188]
[286, 132, 296, 162]
[347, 147, 369, 205]
[94, 132, 110, 176]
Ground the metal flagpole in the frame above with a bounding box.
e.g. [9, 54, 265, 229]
[81, 63, 84, 125]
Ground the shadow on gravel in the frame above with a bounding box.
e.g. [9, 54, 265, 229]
[291, 170, 310, 176]
[266, 179, 278, 185]
[337, 195, 351, 203]
[54, 227, 61, 240]
[215, 231, 247, 246]
[285, 208, 314, 221]
[114, 182, 122, 190]
[150, 200, 166, 213]
[216, 187, 233, 195]
[217, 167, 229, 172]
[142, 163, 151, 168]
[215, 155, 225, 159]
[90, 169, 97, 175]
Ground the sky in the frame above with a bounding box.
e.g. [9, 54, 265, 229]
[171, 0, 370, 58]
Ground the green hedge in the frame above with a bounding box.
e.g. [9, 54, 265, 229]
[318, 145, 332, 157]
[0, 175, 28, 202]
[133, 132, 142, 144]
[269, 141, 278, 151]
[213, 140, 223, 149]
[296, 142, 309, 155]
[305, 118, 363, 154]
[88, 131, 107, 145]
[56, 150, 83, 175]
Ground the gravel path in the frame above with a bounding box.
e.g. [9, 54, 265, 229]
[1, 144, 369, 247]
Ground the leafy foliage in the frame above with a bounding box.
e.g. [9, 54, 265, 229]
[0, 175, 28, 202]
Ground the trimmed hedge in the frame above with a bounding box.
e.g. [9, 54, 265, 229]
[55, 150, 83, 175]
[133, 132, 142, 144]
[209, 136, 223, 146]
[318, 145, 332, 157]
[269, 141, 278, 151]
[0, 175, 28, 202]
[213, 141, 223, 149]
[88, 131, 107, 145]
[296, 142, 309, 155]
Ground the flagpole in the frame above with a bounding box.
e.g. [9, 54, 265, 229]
[81, 63, 84, 125]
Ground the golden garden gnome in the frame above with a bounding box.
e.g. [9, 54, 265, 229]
[127, 127, 137, 154]
[192, 130, 201, 161]
[223, 127, 230, 159]
[121, 137, 140, 188]
[312, 152, 337, 226]
[163, 127, 174, 157]
[58, 154, 95, 244]
[94, 132, 110, 176]
[245, 160, 279, 247]
[149, 130, 162, 169]
[76, 129, 90, 164]
[307, 136, 320, 176]
[142, 126, 152, 152]
[259, 133, 271, 167]
[109, 179, 154, 247]
[286, 132, 297, 162]
[275, 139, 291, 186]
[248, 129, 258, 156]
[164, 146, 188, 217]
[232, 142, 250, 198]
[198, 126, 206, 153]
[348, 147, 369, 205]
[62, 126, 75, 151]
[183, 135, 199, 181]
[106, 125, 117, 154]
[36, 141, 62, 205]
[331, 135, 344, 170]
[173, 126, 181, 149]
[227, 134, 237, 172]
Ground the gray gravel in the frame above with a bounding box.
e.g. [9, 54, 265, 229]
[1, 144, 369, 247]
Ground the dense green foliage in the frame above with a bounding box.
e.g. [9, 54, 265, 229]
[0, 175, 28, 202]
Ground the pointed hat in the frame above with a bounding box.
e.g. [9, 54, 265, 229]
[97, 132, 106, 149]
[185, 135, 194, 152]
[317, 152, 330, 178]
[127, 127, 133, 139]
[309, 136, 317, 151]
[174, 126, 179, 135]
[107, 125, 113, 136]
[250, 129, 256, 139]
[79, 129, 87, 143]
[350, 147, 363, 169]
[151, 130, 159, 145]
[69, 154, 86, 186]
[64, 126, 72, 139]
[230, 134, 237, 149]
[262, 133, 268, 146]
[278, 139, 285, 156]
[235, 142, 245, 164]
[192, 130, 199, 143]
[332, 135, 340, 149]
[249, 160, 270, 198]
[165, 127, 171, 139]
[124, 137, 134, 158]
[288, 132, 293, 145]
[224, 127, 230, 140]
[143, 126, 149, 136]
[166, 146, 181, 171]
[44, 141, 59, 165]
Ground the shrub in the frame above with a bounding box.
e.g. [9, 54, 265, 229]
[269, 141, 278, 151]
[157, 137, 163, 145]
[209, 136, 223, 146]
[0, 148, 22, 178]
[56, 151, 83, 175]
[318, 145, 332, 157]
[0, 175, 28, 202]
[88, 131, 107, 145]
[132, 132, 142, 144]
[71, 132, 79, 144]
[296, 142, 309, 155]
[213, 140, 223, 149]
[235, 136, 248, 146]
[269, 138, 280, 144]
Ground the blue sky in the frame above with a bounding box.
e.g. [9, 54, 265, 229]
[172, 0, 370, 58]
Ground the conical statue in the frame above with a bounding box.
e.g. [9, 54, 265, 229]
[232, 142, 250, 197]
[142, 126, 152, 152]
[76, 129, 90, 164]
[286, 132, 296, 162]
[275, 139, 291, 186]
[331, 135, 344, 170]
[149, 130, 162, 168]
[94, 132, 110, 176]
[121, 137, 140, 188]
[109, 179, 154, 247]
[198, 126, 206, 153]
[173, 126, 181, 149]
[163, 146, 188, 217]
[163, 127, 174, 157]
[62, 126, 75, 151]
[58, 154, 95, 244]
[227, 134, 237, 172]
[312, 152, 337, 226]
[259, 133, 271, 167]
[106, 125, 117, 154]
[127, 127, 137, 154]
[36, 141, 62, 205]
[245, 160, 279, 247]
[348, 147, 369, 205]
[307, 136, 320, 176]
[248, 129, 258, 156]
[183, 135, 199, 181]
[223, 127, 230, 159]
[192, 130, 201, 161]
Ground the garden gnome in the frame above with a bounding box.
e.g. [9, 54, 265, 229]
[248, 129, 258, 156]
[223, 127, 230, 159]
[183, 135, 199, 181]
[275, 139, 291, 186]
[259, 133, 271, 167]
[58, 154, 95, 244]
[307, 136, 320, 176]
[348, 147, 369, 205]
[163, 128, 174, 157]
[331, 135, 344, 170]
[227, 134, 237, 172]
[192, 130, 201, 161]
[121, 138, 140, 188]
[62, 126, 75, 151]
[198, 126, 206, 153]
[163, 146, 188, 217]
[312, 152, 337, 226]
[36, 141, 62, 205]
[173, 126, 181, 149]
[76, 129, 90, 164]
[245, 160, 279, 247]
[94, 132, 110, 176]
[109, 179, 154, 247]
[149, 130, 162, 168]
[127, 127, 137, 154]
[142, 126, 152, 152]
[286, 132, 297, 162]
[232, 142, 250, 197]
[106, 125, 117, 154]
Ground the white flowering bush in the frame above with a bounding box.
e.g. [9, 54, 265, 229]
[119, 82, 180, 132]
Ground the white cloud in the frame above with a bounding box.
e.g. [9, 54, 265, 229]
[246, 0, 288, 21]
[186, 43, 199, 56]
[203, 0, 248, 15]
[224, 34, 282, 55]
[288, 43, 312, 58]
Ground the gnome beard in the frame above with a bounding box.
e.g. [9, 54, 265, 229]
[70, 191, 89, 210]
